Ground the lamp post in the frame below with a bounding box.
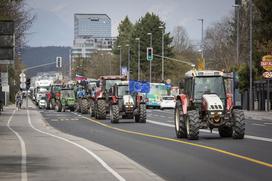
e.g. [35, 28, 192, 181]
[118, 45, 122, 75]
[147, 32, 152, 83]
[159, 26, 164, 81]
[249, 0, 253, 111]
[126, 44, 130, 80]
[233, 4, 240, 65]
[135, 38, 140, 81]
[198, 18, 205, 69]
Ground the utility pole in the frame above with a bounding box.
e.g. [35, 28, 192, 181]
[126, 44, 130, 80]
[147, 33, 152, 83]
[233, 4, 240, 65]
[135, 38, 140, 80]
[198, 18, 205, 69]
[118, 45, 122, 75]
[249, 0, 253, 111]
[159, 26, 164, 81]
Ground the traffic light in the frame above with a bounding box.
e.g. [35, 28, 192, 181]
[26, 78, 31, 90]
[146, 47, 153, 61]
[56, 56, 62, 68]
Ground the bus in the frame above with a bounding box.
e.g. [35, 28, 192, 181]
[146, 83, 167, 108]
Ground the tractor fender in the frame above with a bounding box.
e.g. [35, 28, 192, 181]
[226, 93, 233, 111]
[111, 96, 118, 104]
[176, 94, 188, 114]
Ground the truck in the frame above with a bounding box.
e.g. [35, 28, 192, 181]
[174, 69, 245, 140]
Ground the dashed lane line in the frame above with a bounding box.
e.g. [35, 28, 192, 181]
[7, 110, 28, 181]
[74, 113, 272, 169]
[252, 123, 266, 127]
[27, 110, 126, 181]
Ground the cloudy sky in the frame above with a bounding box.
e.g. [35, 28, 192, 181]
[25, 0, 235, 47]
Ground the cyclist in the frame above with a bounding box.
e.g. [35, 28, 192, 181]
[15, 91, 23, 110]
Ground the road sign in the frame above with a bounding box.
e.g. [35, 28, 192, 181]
[261, 55, 272, 71]
[19, 72, 25, 77]
[146, 47, 153, 61]
[20, 83, 26, 89]
[20, 76, 26, 82]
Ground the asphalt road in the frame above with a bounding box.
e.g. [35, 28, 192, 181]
[0, 103, 162, 181]
[40, 107, 272, 181]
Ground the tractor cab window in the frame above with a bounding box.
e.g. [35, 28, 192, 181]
[194, 76, 225, 100]
[105, 80, 123, 91]
[117, 85, 129, 97]
[184, 78, 193, 97]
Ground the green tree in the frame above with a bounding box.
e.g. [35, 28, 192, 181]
[128, 12, 173, 82]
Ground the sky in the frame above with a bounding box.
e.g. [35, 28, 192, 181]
[25, 0, 235, 47]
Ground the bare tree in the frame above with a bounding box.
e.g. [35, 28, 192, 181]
[172, 26, 192, 54]
[204, 17, 236, 71]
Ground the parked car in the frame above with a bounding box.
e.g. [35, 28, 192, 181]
[160, 96, 175, 110]
[38, 96, 47, 109]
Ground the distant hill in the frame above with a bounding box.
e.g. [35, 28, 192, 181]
[21, 46, 71, 77]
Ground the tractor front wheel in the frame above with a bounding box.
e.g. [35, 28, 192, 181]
[232, 109, 245, 139]
[110, 104, 119, 123]
[185, 110, 200, 140]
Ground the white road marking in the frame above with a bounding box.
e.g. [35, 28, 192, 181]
[264, 122, 272, 125]
[147, 119, 272, 143]
[7, 110, 28, 181]
[27, 110, 125, 181]
[252, 123, 265, 127]
[160, 115, 166, 118]
[168, 117, 172, 119]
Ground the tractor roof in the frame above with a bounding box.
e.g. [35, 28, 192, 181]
[115, 81, 129, 86]
[100, 75, 127, 80]
[185, 70, 224, 78]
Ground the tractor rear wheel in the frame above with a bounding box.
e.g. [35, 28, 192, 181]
[96, 99, 106, 119]
[186, 110, 200, 140]
[139, 104, 146, 123]
[81, 99, 89, 114]
[232, 109, 245, 139]
[110, 104, 119, 123]
[174, 101, 187, 138]
[89, 99, 95, 117]
[55, 100, 62, 112]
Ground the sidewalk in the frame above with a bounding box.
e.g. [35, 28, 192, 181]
[0, 101, 164, 181]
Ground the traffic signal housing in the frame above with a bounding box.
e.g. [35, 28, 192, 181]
[146, 47, 153, 61]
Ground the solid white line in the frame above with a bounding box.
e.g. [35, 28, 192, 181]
[264, 122, 272, 125]
[27, 110, 125, 181]
[7, 110, 28, 181]
[147, 119, 272, 143]
[252, 123, 265, 127]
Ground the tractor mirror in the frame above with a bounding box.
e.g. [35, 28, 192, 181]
[96, 81, 100, 87]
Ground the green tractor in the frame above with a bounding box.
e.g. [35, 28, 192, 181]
[55, 88, 76, 112]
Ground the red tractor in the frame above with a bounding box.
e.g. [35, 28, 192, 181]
[46, 83, 62, 110]
[89, 75, 127, 119]
[108, 81, 146, 123]
[174, 70, 245, 140]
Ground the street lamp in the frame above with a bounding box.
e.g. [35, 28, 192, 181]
[198, 18, 205, 69]
[233, 4, 240, 65]
[147, 32, 152, 83]
[126, 44, 130, 80]
[118, 45, 122, 75]
[159, 26, 164, 81]
[135, 38, 140, 81]
[249, 0, 253, 111]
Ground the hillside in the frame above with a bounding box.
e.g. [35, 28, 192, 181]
[21, 46, 71, 77]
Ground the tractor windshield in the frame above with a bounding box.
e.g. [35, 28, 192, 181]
[118, 85, 129, 96]
[194, 76, 225, 100]
[61, 90, 75, 98]
[105, 80, 123, 90]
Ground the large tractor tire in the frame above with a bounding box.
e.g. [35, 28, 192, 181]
[50, 99, 56, 110]
[185, 110, 200, 140]
[81, 99, 89, 114]
[55, 100, 62, 112]
[232, 109, 245, 139]
[139, 104, 146, 123]
[96, 99, 106, 119]
[219, 126, 233, 137]
[174, 101, 187, 138]
[89, 99, 95, 117]
[110, 104, 119, 123]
